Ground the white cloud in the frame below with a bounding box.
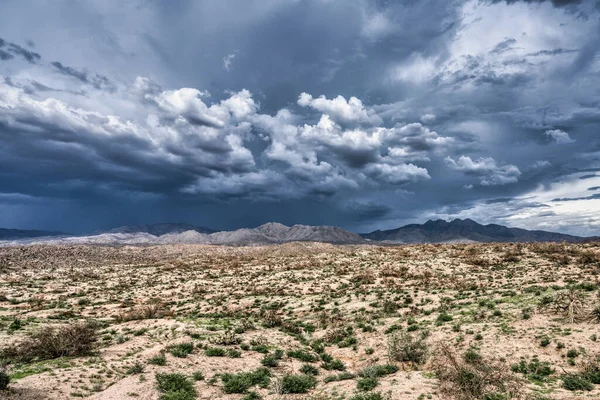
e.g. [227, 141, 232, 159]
[223, 52, 236, 71]
[545, 129, 574, 144]
[445, 155, 521, 185]
[420, 113, 436, 124]
[297, 92, 382, 126]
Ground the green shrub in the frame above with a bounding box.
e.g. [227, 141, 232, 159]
[510, 358, 554, 382]
[149, 352, 167, 366]
[280, 374, 316, 393]
[192, 371, 204, 381]
[323, 372, 355, 383]
[168, 342, 194, 358]
[463, 348, 483, 364]
[227, 349, 242, 358]
[221, 368, 270, 394]
[241, 392, 262, 400]
[0, 370, 9, 390]
[155, 373, 197, 400]
[321, 358, 346, 371]
[567, 349, 580, 358]
[260, 354, 279, 367]
[387, 331, 428, 365]
[561, 373, 594, 391]
[205, 347, 226, 357]
[348, 392, 389, 400]
[287, 349, 318, 362]
[126, 362, 145, 375]
[251, 344, 269, 354]
[300, 364, 319, 375]
[357, 377, 378, 391]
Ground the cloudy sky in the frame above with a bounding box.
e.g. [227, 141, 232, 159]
[1, 0, 600, 235]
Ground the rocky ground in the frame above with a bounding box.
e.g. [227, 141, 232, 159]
[0, 242, 599, 399]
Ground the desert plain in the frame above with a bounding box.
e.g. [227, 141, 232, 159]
[0, 241, 599, 400]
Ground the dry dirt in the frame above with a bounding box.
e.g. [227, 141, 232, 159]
[0, 242, 599, 400]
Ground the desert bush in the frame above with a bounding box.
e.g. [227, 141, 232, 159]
[221, 368, 270, 393]
[0, 369, 9, 390]
[541, 289, 590, 323]
[300, 364, 319, 375]
[510, 358, 554, 382]
[387, 331, 428, 366]
[3, 321, 97, 362]
[357, 377, 378, 391]
[348, 393, 391, 400]
[321, 358, 346, 371]
[280, 373, 316, 393]
[580, 355, 600, 384]
[241, 392, 262, 400]
[209, 330, 241, 346]
[155, 373, 196, 400]
[168, 342, 194, 358]
[559, 354, 600, 391]
[126, 362, 144, 375]
[431, 344, 522, 400]
[205, 347, 226, 357]
[561, 373, 594, 391]
[149, 352, 167, 366]
[260, 354, 279, 367]
[287, 349, 318, 362]
[116, 302, 173, 322]
[323, 372, 355, 383]
[358, 364, 398, 378]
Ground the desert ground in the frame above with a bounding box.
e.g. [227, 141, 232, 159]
[0, 242, 599, 400]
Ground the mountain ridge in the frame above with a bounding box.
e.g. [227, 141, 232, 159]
[0, 219, 596, 246]
[361, 218, 589, 243]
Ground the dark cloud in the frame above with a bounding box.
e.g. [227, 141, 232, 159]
[0, 38, 41, 63]
[552, 193, 600, 201]
[489, 0, 582, 7]
[51, 61, 114, 91]
[491, 38, 517, 54]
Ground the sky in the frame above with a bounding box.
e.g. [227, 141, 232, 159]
[0, 0, 600, 236]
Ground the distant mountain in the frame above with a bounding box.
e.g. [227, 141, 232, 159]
[0, 228, 66, 240]
[101, 223, 215, 236]
[1, 219, 593, 246]
[361, 218, 587, 244]
[0, 222, 365, 246]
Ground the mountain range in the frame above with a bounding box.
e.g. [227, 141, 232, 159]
[0, 219, 595, 246]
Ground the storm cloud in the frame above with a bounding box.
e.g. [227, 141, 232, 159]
[0, 0, 599, 236]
